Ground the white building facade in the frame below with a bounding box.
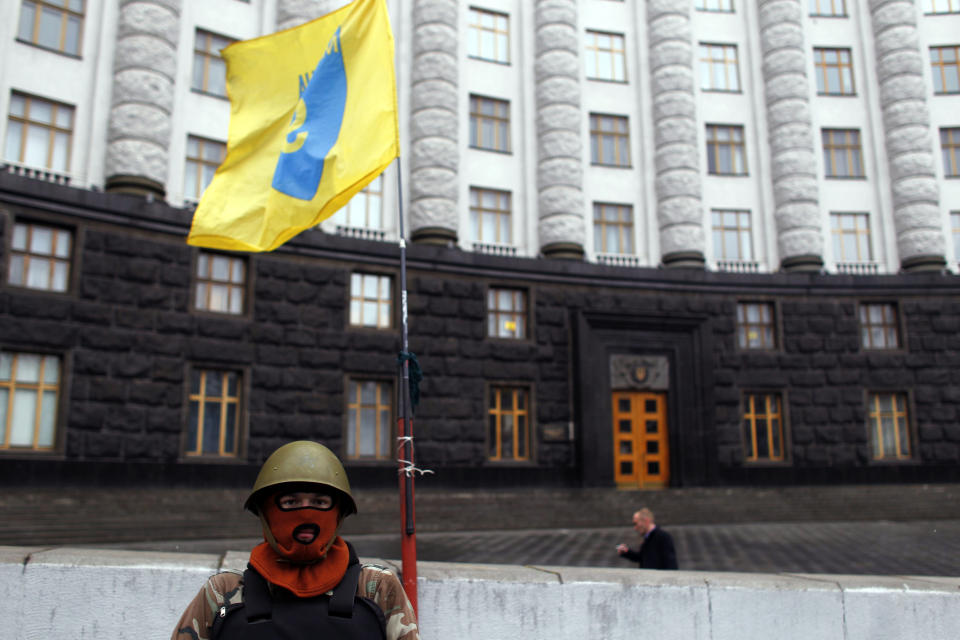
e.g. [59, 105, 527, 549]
[1, 0, 958, 273]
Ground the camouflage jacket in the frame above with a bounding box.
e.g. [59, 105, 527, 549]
[172, 563, 420, 640]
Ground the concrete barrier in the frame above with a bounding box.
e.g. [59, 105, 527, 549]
[1, 545, 957, 639]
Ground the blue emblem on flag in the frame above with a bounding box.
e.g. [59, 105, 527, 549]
[272, 27, 347, 201]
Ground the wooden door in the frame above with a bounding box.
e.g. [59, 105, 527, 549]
[612, 391, 669, 488]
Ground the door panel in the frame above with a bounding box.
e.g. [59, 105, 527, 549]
[612, 391, 669, 488]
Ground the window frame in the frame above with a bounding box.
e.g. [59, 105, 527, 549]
[467, 7, 510, 64]
[343, 375, 396, 462]
[0, 349, 65, 454]
[469, 95, 511, 153]
[16, 0, 85, 57]
[584, 30, 627, 83]
[333, 174, 384, 231]
[695, 0, 734, 12]
[705, 124, 748, 176]
[593, 202, 635, 255]
[813, 47, 856, 95]
[469, 186, 512, 247]
[192, 250, 248, 316]
[736, 300, 779, 351]
[741, 390, 789, 464]
[866, 390, 913, 462]
[589, 113, 631, 167]
[183, 135, 225, 202]
[923, 0, 959, 13]
[486, 285, 529, 341]
[930, 45, 960, 95]
[6, 219, 74, 294]
[192, 29, 234, 98]
[822, 128, 865, 178]
[699, 42, 741, 92]
[711, 208, 754, 263]
[348, 271, 394, 330]
[809, 0, 848, 16]
[183, 366, 246, 460]
[942, 127, 960, 177]
[5, 91, 75, 173]
[486, 383, 534, 463]
[858, 301, 903, 351]
[831, 211, 873, 265]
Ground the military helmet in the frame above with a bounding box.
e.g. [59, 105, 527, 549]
[245, 441, 357, 517]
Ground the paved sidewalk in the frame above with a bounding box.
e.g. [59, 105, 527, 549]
[93, 519, 960, 577]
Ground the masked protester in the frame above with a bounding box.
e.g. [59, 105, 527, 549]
[171, 441, 420, 640]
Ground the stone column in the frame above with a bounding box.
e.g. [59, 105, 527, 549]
[869, 0, 945, 272]
[408, 0, 459, 246]
[535, 0, 584, 260]
[105, 0, 181, 198]
[757, 0, 823, 272]
[647, 0, 704, 268]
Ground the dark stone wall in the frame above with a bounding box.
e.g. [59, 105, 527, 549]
[1, 173, 959, 488]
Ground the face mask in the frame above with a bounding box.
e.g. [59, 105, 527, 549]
[260, 494, 340, 564]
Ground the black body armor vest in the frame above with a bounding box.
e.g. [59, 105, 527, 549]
[211, 543, 387, 640]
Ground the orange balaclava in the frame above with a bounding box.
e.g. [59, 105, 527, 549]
[248, 487, 350, 597]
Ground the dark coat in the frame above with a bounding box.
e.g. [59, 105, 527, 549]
[620, 526, 678, 570]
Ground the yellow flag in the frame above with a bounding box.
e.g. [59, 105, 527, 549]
[187, 0, 399, 252]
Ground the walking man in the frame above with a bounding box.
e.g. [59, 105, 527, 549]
[616, 507, 678, 570]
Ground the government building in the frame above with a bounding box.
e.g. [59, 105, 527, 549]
[1, 0, 959, 491]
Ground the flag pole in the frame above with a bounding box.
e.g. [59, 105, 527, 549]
[394, 156, 417, 613]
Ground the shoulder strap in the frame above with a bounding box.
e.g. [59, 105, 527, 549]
[329, 540, 362, 618]
[242, 565, 274, 622]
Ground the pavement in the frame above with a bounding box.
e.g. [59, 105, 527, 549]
[86, 519, 960, 577]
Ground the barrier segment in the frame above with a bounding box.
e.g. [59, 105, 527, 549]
[0, 547, 958, 639]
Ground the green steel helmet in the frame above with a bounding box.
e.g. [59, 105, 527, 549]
[245, 441, 357, 517]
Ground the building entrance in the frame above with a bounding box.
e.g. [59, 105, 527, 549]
[611, 391, 670, 488]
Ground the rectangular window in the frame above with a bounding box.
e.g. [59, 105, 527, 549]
[488, 386, 530, 461]
[952, 211, 960, 264]
[930, 46, 960, 94]
[195, 251, 245, 314]
[831, 212, 872, 263]
[0, 351, 60, 451]
[822, 128, 864, 177]
[868, 392, 911, 460]
[8, 221, 72, 292]
[593, 203, 634, 254]
[488, 287, 527, 339]
[345, 378, 394, 460]
[706, 124, 747, 175]
[712, 209, 753, 262]
[737, 302, 776, 350]
[943, 127, 960, 177]
[468, 7, 509, 63]
[809, 0, 847, 16]
[814, 47, 855, 95]
[469, 187, 512, 246]
[17, 0, 83, 56]
[695, 0, 734, 11]
[192, 29, 233, 96]
[923, 0, 959, 12]
[470, 95, 510, 152]
[590, 114, 631, 166]
[585, 30, 626, 82]
[186, 369, 241, 457]
[742, 392, 785, 462]
[350, 273, 392, 329]
[5, 91, 74, 172]
[699, 43, 740, 91]
[859, 302, 900, 350]
[184, 136, 225, 201]
[333, 174, 383, 230]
